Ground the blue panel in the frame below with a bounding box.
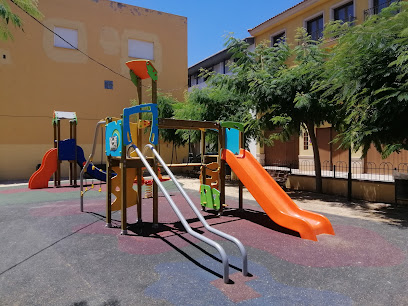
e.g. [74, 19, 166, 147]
[104, 80, 113, 90]
[105, 120, 122, 157]
[225, 128, 240, 155]
[122, 103, 158, 146]
[58, 138, 77, 161]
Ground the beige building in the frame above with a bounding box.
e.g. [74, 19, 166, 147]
[0, 0, 188, 181]
[248, 0, 407, 174]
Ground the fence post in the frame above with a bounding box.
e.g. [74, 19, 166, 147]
[347, 148, 352, 201]
[333, 165, 336, 178]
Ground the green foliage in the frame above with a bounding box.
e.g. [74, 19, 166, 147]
[209, 30, 332, 145]
[177, 86, 251, 150]
[208, 30, 332, 192]
[321, 2, 408, 157]
[0, 0, 43, 40]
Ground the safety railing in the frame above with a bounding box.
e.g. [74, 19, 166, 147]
[134, 144, 249, 284]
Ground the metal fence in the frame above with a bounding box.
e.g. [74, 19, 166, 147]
[264, 159, 408, 182]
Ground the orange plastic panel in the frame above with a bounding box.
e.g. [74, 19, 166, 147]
[126, 60, 156, 80]
[28, 148, 58, 189]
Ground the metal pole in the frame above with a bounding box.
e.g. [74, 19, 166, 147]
[347, 148, 352, 201]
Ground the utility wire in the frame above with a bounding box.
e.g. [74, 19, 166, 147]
[7, 0, 187, 95]
[10, 0, 131, 81]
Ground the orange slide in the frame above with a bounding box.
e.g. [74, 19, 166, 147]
[28, 148, 58, 189]
[222, 149, 335, 241]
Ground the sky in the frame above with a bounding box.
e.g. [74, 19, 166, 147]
[114, 1, 303, 67]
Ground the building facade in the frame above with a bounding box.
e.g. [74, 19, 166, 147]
[248, 0, 406, 172]
[188, 37, 254, 91]
[0, 0, 188, 181]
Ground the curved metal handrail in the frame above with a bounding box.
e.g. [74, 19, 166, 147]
[131, 144, 232, 283]
[80, 120, 106, 212]
[144, 143, 248, 277]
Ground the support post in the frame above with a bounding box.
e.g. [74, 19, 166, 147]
[152, 79, 159, 226]
[57, 120, 61, 187]
[136, 76, 143, 225]
[347, 148, 352, 202]
[238, 130, 244, 211]
[73, 119, 77, 186]
[69, 120, 73, 186]
[219, 126, 226, 212]
[53, 121, 57, 187]
[120, 146, 127, 235]
[106, 156, 112, 227]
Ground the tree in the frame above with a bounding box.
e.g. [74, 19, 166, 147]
[176, 86, 252, 154]
[209, 30, 333, 192]
[320, 2, 408, 157]
[0, 0, 42, 40]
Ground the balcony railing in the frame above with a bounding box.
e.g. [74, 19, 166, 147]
[364, 0, 400, 20]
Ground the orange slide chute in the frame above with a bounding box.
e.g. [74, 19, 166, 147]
[28, 148, 58, 189]
[222, 149, 335, 241]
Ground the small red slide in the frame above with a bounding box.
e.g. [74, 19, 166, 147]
[28, 148, 58, 189]
[222, 148, 335, 241]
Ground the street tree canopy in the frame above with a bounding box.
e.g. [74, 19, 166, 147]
[321, 2, 408, 157]
[0, 0, 42, 40]
[208, 29, 333, 192]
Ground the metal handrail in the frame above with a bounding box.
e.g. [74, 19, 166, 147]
[131, 144, 233, 283]
[144, 144, 249, 277]
[80, 120, 106, 212]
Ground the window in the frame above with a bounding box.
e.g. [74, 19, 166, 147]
[374, 0, 398, 11]
[303, 132, 309, 150]
[365, 0, 399, 18]
[104, 80, 113, 90]
[334, 2, 354, 23]
[128, 39, 154, 60]
[188, 76, 191, 87]
[54, 27, 78, 49]
[272, 32, 286, 46]
[306, 15, 324, 41]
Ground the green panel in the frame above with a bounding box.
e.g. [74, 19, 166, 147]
[146, 62, 158, 81]
[200, 184, 220, 210]
[220, 121, 244, 132]
[130, 70, 139, 87]
[211, 188, 221, 210]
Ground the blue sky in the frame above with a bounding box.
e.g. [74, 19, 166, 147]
[114, 1, 303, 66]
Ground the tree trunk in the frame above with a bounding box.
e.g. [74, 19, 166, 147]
[306, 122, 322, 193]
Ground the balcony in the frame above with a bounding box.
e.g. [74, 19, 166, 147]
[364, 0, 400, 20]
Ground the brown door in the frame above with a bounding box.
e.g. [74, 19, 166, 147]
[264, 129, 299, 167]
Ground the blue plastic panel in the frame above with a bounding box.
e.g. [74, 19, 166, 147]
[122, 104, 158, 146]
[225, 128, 240, 155]
[105, 120, 122, 157]
[58, 138, 77, 161]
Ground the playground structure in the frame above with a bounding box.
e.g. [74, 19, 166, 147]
[76, 59, 335, 283]
[29, 111, 108, 189]
[79, 59, 248, 283]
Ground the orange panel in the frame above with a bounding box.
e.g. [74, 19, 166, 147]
[28, 148, 58, 189]
[126, 60, 156, 80]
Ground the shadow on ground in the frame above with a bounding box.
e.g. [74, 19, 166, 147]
[287, 190, 408, 227]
